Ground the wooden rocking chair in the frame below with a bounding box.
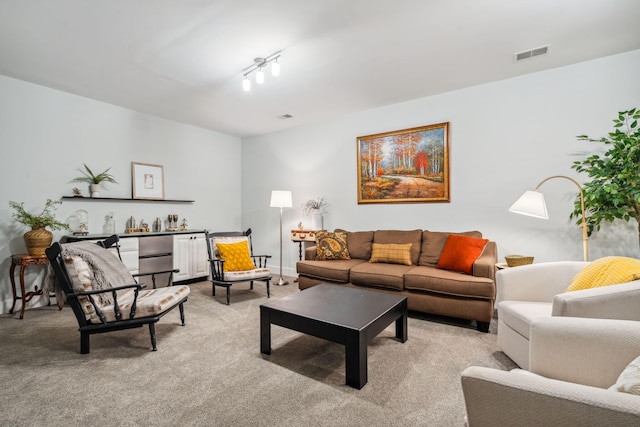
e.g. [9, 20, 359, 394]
[205, 228, 272, 304]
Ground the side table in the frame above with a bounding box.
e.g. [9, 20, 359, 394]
[9, 254, 50, 319]
[290, 230, 317, 260]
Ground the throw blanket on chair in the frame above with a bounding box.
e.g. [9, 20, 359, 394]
[46, 241, 137, 306]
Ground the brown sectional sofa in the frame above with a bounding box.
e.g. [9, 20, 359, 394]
[296, 229, 497, 332]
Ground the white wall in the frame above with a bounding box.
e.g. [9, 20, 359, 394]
[242, 50, 640, 277]
[0, 75, 242, 314]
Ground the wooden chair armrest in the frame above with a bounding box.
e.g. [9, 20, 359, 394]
[72, 283, 143, 323]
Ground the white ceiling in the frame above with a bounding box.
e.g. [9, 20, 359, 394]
[1, 0, 639, 138]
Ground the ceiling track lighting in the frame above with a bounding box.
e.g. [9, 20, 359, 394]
[242, 51, 281, 91]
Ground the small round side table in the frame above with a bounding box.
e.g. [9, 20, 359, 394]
[9, 254, 50, 319]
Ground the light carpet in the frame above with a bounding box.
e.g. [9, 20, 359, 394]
[0, 279, 515, 426]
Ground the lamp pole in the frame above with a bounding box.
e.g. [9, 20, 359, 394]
[534, 175, 588, 262]
[277, 205, 288, 286]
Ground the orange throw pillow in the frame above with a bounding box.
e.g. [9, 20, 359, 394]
[436, 234, 489, 275]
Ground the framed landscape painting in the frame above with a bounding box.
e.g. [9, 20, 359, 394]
[357, 122, 450, 204]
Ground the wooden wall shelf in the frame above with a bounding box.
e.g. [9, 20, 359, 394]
[61, 196, 194, 204]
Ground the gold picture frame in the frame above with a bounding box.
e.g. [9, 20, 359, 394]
[132, 162, 165, 200]
[357, 122, 450, 204]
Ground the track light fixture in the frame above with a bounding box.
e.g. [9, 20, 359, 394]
[242, 51, 281, 91]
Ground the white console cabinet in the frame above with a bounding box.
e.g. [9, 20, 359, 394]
[173, 233, 208, 282]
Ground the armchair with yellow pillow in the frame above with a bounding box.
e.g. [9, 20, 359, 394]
[205, 229, 272, 305]
[496, 257, 640, 369]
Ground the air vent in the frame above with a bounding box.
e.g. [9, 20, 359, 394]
[278, 114, 293, 119]
[515, 45, 549, 62]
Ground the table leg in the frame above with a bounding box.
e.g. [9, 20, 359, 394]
[9, 263, 18, 315]
[345, 330, 367, 389]
[396, 302, 408, 342]
[260, 306, 272, 355]
[19, 265, 27, 319]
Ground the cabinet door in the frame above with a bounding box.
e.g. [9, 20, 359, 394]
[172, 234, 192, 282]
[192, 234, 209, 278]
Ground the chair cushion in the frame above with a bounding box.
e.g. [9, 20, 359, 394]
[565, 256, 640, 292]
[87, 285, 190, 323]
[497, 300, 552, 339]
[222, 268, 271, 282]
[609, 354, 640, 395]
[436, 234, 489, 274]
[315, 231, 351, 260]
[369, 243, 413, 266]
[215, 240, 256, 272]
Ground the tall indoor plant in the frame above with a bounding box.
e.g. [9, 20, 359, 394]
[570, 107, 640, 248]
[9, 199, 71, 255]
[72, 163, 117, 197]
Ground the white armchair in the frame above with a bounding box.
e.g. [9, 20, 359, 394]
[496, 261, 640, 368]
[462, 317, 640, 427]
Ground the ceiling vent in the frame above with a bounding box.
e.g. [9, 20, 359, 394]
[278, 114, 293, 119]
[515, 45, 550, 62]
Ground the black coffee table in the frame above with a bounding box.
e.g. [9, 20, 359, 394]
[260, 283, 407, 389]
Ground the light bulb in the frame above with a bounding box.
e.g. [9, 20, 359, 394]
[271, 59, 280, 77]
[242, 76, 251, 91]
[256, 68, 265, 84]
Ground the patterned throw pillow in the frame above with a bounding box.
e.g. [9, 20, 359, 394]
[566, 256, 640, 292]
[369, 243, 413, 266]
[315, 231, 351, 260]
[215, 240, 256, 272]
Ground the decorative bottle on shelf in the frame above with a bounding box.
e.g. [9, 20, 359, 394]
[103, 212, 116, 234]
[153, 217, 162, 232]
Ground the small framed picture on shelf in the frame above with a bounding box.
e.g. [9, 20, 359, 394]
[132, 162, 165, 200]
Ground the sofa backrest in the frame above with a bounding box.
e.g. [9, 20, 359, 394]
[372, 230, 423, 265]
[419, 230, 483, 267]
[335, 229, 374, 260]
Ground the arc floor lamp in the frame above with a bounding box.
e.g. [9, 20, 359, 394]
[270, 190, 292, 285]
[509, 175, 588, 262]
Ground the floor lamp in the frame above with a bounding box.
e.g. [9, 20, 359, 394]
[508, 175, 588, 262]
[270, 190, 292, 285]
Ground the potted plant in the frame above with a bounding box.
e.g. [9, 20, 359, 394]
[71, 164, 117, 197]
[570, 107, 640, 249]
[302, 197, 327, 230]
[9, 199, 71, 255]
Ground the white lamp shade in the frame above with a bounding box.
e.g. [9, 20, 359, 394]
[509, 190, 549, 219]
[256, 69, 265, 84]
[242, 77, 251, 91]
[270, 190, 292, 208]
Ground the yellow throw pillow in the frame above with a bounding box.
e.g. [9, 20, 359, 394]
[369, 243, 412, 266]
[566, 256, 640, 292]
[215, 240, 256, 272]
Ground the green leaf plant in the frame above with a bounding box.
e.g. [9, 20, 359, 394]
[570, 108, 640, 248]
[71, 164, 118, 185]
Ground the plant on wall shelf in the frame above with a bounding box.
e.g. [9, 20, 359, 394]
[72, 164, 117, 185]
[570, 107, 640, 248]
[302, 196, 327, 216]
[72, 164, 117, 197]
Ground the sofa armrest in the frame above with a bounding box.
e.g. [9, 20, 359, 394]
[552, 280, 640, 320]
[472, 241, 497, 280]
[461, 366, 640, 427]
[304, 246, 317, 260]
[529, 316, 640, 388]
[496, 261, 588, 303]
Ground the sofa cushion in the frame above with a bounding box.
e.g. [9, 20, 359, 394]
[296, 259, 367, 283]
[565, 256, 640, 292]
[497, 300, 552, 339]
[335, 229, 374, 260]
[215, 240, 256, 272]
[369, 243, 413, 265]
[315, 231, 351, 260]
[436, 234, 489, 274]
[373, 229, 422, 265]
[419, 230, 483, 267]
[350, 262, 414, 291]
[404, 266, 495, 298]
